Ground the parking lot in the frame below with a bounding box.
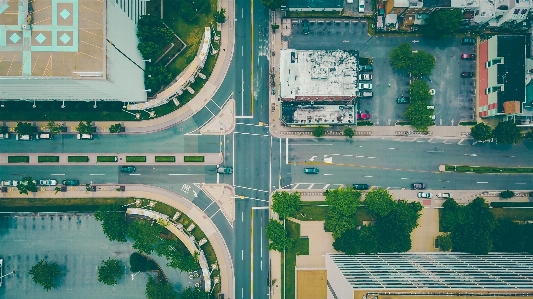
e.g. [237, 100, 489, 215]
[284, 19, 477, 126]
[0, 214, 190, 299]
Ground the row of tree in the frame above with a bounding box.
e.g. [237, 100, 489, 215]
[14, 121, 123, 135]
[439, 198, 533, 254]
[403, 80, 435, 131]
[470, 121, 528, 145]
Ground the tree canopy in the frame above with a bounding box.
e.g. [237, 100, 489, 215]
[94, 204, 128, 242]
[364, 188, 395, 217]
[76, 121, 95, 135]
[404, 101, 434, 131]
[260, 0, 285, 9]
[15, 121, 33, 135]
[180, 287, 210, 299]
[389, 43, 435, 77]
[17, 176, 37, 195]
[214, 8, 226, 23]
[266, 219, 293, 252]
[97, 258, 124, 286]
[470, 122, 493, 142]
[389, 43, 412, 71]
[493, 121, 522, 144]
[128, 219, 164, 255]
[409, 80, 432, 102]
[29, 260, 62, 291]
[436, 234, 452, 251]
[109, 123, 122, 133]
[343, 127, 355, 138]
[324, 188, 361, 238]
[155, 238, 198, 272]
[272, 191, 301, 219]
[146, 276, 179, 299]
[423, 9, 463, 39]
[312, 126, 325, 137]
[47, 121, 63, 134]
[130, 252, 158, 272]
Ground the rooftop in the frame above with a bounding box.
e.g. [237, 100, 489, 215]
[497, 35, 526, 113]
[280, 50, 359, 100]
[281, 102, 355, 126]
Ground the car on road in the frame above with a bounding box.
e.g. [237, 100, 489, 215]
[358, 91, 373, 98]
[461, 37, 476, 45]
[436, 193, 451, 198]
[357, 111, 371, 120]
[16, 134, 32, 141]
[359, 65, 373, 72]
[217, 167, 233, 174]
[1, 180, 18, 187]
[77, 134, 93, 140]
[352, 184, 369, 190]
[120, 166, 136, 173]
[418, 192, 432, 199]
[39, 179, 58, 186]
[358, 73, 372, 81]
[302, 19, 309, 35]
[396, 96, 410, 104]
[411, 182, 426, 190]
[461, 53, 476, 60]
[36, 133, 53, 139]
[62, 179, 80, 186]
[461, 72, 474, 78]
[304, 167, 319, 174]
[358, 83, 372, 90]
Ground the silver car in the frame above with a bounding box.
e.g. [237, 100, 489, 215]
[417, 192, 432, 199]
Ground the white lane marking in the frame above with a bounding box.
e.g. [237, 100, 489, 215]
[308, 184, 314, 189]
[516, 183, 526, 185]
[367, 157, 377, 159]
[291, 143, 333, 146]
[388, 148, 396, 150]
[355, 155, 365, 158]
[286, 138, 289, 165]
[129, 174, 141, 176]
[203, 201, 215, 211]
[210, 209, 220, 218]
[292, 183, 299, 189]
[51, 174, 65, 175]
[242, 211, 244, 222]
[323, 184, 330, 189]
[364, 175, 373, 178]
[242, 250, 244, 260]
[260, 228, 263, 258]
[428, 138, 433, 142]
[477, 182, 488, 184]
[169, 174, 203, 175]
[401, 178, 409, 180]
[324, 174, 334, 176]
[90, 174, 105, 176]
[457, 139, 464, 145]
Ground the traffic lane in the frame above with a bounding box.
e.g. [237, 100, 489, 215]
[288, 19, 369, 51]
[234, 133, 272, 196]
[289, 164, 532, 190]
[234, 200, 253, 299]
[0, 165, 118, 185]
[253, 208, 269, 299]
[118, 165, 214, 184]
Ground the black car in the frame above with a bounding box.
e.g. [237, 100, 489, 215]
[120, 166, 136, 173]
[411, 182, 427, 190]
[461, 72, 474, 78]
[62, 179, 80, 186]
[461, 37, 476, 45]
[396, 96, 410, 104]
[352, 184, 369, 190]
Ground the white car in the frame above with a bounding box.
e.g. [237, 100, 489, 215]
[77, 134, 93, 140]
[358, 0, 365, 12]
[358, 73, 373, 81]
[1, 180, 18, 187]
[417, 192, 432, 199]
[358, 83, 372, 90]
[436, 193, 451, 198]
[39, 179, 58, 186]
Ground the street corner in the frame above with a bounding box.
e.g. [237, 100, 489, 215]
[199, 97, 235, 135]
[202, 183, 235, 223]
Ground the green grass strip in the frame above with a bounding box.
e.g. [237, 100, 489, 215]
[445, 165, 533, 173]
[126, 156, 146, 162]
[459, 121, 477, 126]
[155, 156, 175, 162]
[38, 156, 59, 163]
[97, 156, 118, 162]
[184, 156, 204, 162]
[491, 202, 533, 208]
[68, 156, 89, 163]
[8, 156, 29, 163]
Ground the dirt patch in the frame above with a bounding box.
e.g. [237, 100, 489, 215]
[296, 269, 327, 299]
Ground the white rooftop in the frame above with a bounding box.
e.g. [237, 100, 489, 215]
[279, 50, 358, 100]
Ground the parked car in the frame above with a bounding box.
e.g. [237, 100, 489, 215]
[304, 167, 319, 174]
[120, 166, 136, 173]
[461, 37, 476, 45]
[411, 182, 426, 190]
[436, 193, 451, 198]
[302, 19, 309, 35]
[359, 65, 373, 72]
[0, 133, 9, 139]
[39, 179, 58, 186]
[358, 91, 373, 98]
[36, 133, 53, 139]
[358, 0, 365, 12]
[352, 184, 369, 190]
[77, 134, 93, 140]
[16, 134, 32, 141]
[358, 83, 372, 90]
[461, 53, 476, 60]
[1, 180, 18, 187]
[217, 167, 233, 174]
[357, 111, 371, 120]
[62, 179, 80, 186]
[461, 72, 474, 78]
[396, 96, 410, 104]
[358, 73, 372, 81]
[418, 192, 432, 199]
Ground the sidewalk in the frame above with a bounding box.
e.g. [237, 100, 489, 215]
[1, 184, 234, 298]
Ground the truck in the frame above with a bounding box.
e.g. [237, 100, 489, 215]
[358, 91, 373, 98]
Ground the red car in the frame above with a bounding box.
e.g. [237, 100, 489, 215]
[461, 53, 476, 60]
[357, 111, 371, 120]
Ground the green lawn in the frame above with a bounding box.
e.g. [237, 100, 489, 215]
[126, 156, 146, 162]
[491, 208, 533, 221]
[8, 156, 29, 163]
[294, 204, 328, 221]
[97, 156, 118, 162]
[283, 220, 310, 299]
[0, 197, 133, 212]
[68, 156, 89, 162]
[445, 165, 533, 173]
[155, 156, 176, 162]
[38, 156, 59, 163]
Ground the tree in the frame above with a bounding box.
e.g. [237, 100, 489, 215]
[436, 234, 452, 251]
[214, 8, 226, 23]
[47, 121, 63, 134]
[404, 101, 434, 131]
[324, 188, 361, 238]
[500, 190, 515, 199]
[364, 188, 395, 217]
[272, 191, 301, 219]
[440, 198, 460, 232]
[450, 197, 495, 254]
[260, 0, 285, 9]
[470, 122, 492, 142]
[312, 126, 325, 137]
[130, 252, 157, 272]
[97, 258, 124, 286]
[271, 23, 280, 31]
[146, 276, 179, 299]
[94, 205, 127, 242]
[145, 65, 173, 91]
[525, 129, 533, 141]
[493, 121, 522, 144]
[492, 218, 525, 252]
[76, 121, 95, 135]
[128, 219, 164, 254]
[15, 121, 34, 135]
[343, 127, 355, 138]
[137, 15, 173, 45]
[138, 41, 160, 60]
[266, 219, 293, 252]
[17, 176, 37, 195]
[423, 9, 463, 39]
[109, 123, 122, 133]
[180, 287, 210, 299]
[389, 42, 412, 71]
[155, 238, 198, 272]
[29, 260, 62, 291]
[409, 80, 432, 103]
[410, 50, 436, 77]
